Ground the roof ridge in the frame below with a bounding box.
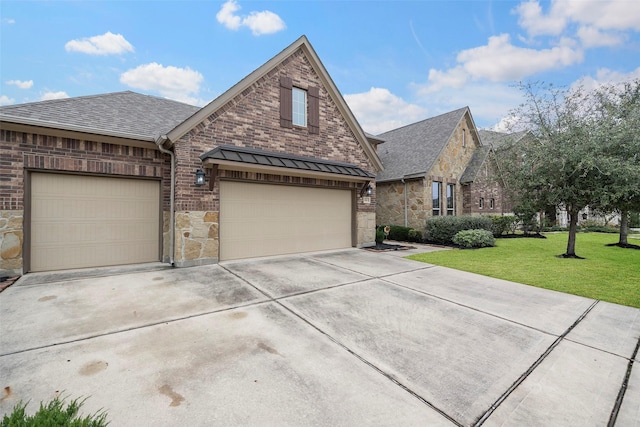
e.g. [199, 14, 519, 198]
[378, 106, 469, 136]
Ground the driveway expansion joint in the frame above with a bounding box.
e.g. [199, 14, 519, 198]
[473, 300, 600, 426]
[608, 335, 640, 426]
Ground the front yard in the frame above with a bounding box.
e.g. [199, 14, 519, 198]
[408, 232, 640, 308]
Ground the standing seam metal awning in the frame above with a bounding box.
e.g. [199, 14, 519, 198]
[200, 145, 375, 179]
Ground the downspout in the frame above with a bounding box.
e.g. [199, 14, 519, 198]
[401, 178, 408, 227]
[155, 135, 175, 266]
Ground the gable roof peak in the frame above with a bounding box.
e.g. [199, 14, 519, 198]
[166, 35, 382, 171]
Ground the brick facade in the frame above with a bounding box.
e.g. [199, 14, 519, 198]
[0, 129, 171, 275]
[0, 40, 379, 274]
[462, 155, 509, 215]
[171, 48, 377, 266]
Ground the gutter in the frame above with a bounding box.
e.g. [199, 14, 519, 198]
[155, 135, 175, 266]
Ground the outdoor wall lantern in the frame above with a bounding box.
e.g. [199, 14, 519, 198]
[194, 169, 206, 186]
[366, 184, 373, 197]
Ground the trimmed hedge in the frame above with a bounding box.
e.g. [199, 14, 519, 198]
[376, 225, 423, 243]
[453, 229, 495, 248]
[375, 229, 385, 244]
[424, 215, 493, 244]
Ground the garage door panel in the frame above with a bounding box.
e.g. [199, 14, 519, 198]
[30, 173, 160, 272]
[220, 182, 352, 261]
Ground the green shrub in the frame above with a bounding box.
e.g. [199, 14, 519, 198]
[1, 395, 109, 427]
[407, 229, 423, 242]
[424, 215, 494, 244]
[388, 225, 411, 241]
[375, 229, 385, 244]
[489, 215, 517, 236]
[581, 225, 620, 233]
[630, 212, 640, 228]
[452, 229, 495, 249]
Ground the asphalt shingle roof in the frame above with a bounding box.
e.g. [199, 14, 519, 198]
[460, 145, 490, 184]
[375, 107, 469, 182]
[478, 129, 529, 149]
[201, 145, 375, 179]
[0, 91, 200, 141]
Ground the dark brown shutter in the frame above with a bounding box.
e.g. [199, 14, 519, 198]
[280, 76, 293, 128]
[308, 86, 320, 134]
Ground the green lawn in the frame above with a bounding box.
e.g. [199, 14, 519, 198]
[407, 232, 640, 308]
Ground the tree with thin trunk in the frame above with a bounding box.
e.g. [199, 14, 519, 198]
[498, 82, 616, 258]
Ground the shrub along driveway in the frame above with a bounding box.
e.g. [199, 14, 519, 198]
[1, 248, 639, 426]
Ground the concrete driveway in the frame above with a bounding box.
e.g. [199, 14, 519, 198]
[1, 247, 639, 426]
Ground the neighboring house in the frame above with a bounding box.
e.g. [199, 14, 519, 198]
[0, 35, 382, 276]
[375, 108, 509, 230]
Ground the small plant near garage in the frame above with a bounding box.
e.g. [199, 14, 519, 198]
[0, 395, 109, 427]
[452, 229, 495, 249]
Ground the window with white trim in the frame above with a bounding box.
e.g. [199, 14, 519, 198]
[292, 87, 307, 127]
[490, 198, 495, 209]
[479, 197, 484, 209]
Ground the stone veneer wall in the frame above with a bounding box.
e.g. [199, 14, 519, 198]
[375, 179, 426, 230]
[356, 211, 376, 247]
[0, 210, 23, 276]
[428, 114, 478, 217]
[174, 211, 219, 267]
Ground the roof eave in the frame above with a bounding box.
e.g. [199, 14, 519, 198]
[0, 114, 156, 142]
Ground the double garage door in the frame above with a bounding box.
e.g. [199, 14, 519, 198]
[220, 181, 353, 261]
[28, 175, 353, 270]
[30, 173, 160, 272]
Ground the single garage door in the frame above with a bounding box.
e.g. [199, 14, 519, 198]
[220, 181, 352, 261]
[30, 173, 160, 272]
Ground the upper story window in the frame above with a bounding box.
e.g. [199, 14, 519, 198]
[280, 76, 319, 134]
[490, 198, 495, 209]
[292, 87, 307, 127]
[462, 129, 466, 147]
[479, 197, 484, 209]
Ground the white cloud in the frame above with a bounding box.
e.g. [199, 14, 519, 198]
[6, 79, 34, 89]
[576, 26, 624, 48]
[243, 10, 286, 36]
[559, 0, 640, 32]
[2, 18, 16, 25]
[0, 95, 15, 105]
[216, 0, 242, 30]
[65, 32, 134, 55]
[344, 87, 427, 134]
[514, 0, 640, 40]
[514, 1, 566, 37]
[423, 34, 583, 92]
[216, 0, 285, 36]
[120, 62, 204, 105]
[41, 91, 69, 101]
[572, 66, 640, 93]
[461, 34, 582, 81]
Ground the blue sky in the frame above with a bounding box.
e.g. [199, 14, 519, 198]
[2, 0, 639, 133]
